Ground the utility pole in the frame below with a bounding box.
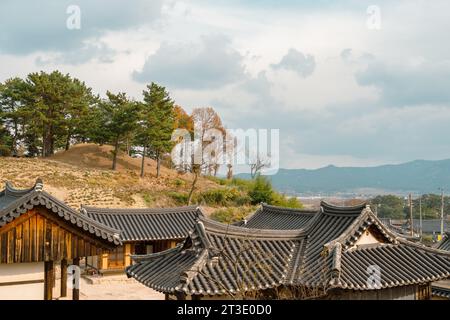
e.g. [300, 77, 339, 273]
[419, 196, 423, 239]
[440, 188, 444, 239]
[409, 193, 414, 237]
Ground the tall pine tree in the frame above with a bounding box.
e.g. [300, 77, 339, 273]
[139, 83, 175, 178]
[97, 91, 140, 170]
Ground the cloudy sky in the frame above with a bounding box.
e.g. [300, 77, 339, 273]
[1, 0, 450, 169]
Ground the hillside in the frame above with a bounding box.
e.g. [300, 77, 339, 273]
[239, 159, 450, 195]
[0, 143, 219, 210]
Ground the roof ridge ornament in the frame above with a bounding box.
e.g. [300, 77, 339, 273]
[34, 178, 44, 192]
[329, 243, 342, 287]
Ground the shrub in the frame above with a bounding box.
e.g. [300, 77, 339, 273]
[0, 145, 11, 157]
[248, 175, 274, 204]
[142, 192, 154, 206]
[167, 191, 189, 205]
[271, 193, 303, 208]
[194, 188, 242, 206]
[210, 206, 254, 224]
[173, 178, 185, 187]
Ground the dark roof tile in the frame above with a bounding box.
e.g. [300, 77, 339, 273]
[127, 201, 450, 296]
[0, 180, 121, 246]
[81, 205, 204, 242]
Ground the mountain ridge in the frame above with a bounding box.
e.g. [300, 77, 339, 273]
[238, 158, 450, 195]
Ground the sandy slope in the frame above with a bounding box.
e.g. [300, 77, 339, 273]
[0, 143, 218, 209]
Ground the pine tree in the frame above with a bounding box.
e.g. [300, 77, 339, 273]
[139, 83, 175, 178]
[97, 91, 140, 170]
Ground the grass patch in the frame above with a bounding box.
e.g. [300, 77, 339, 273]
[210, 206, 257, 224]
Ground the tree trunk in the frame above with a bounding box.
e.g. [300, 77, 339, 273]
[156, 151, 161, 178]
[227, 165, 233, 180]
[126, 138, 131, 156]
[112, 138, 119, 170]
[12, 121, 18, 156]
[187, 170, 199, 205]
[65, 130, 71, 151]
[42, 125, 54, 157]
[140, 145, 146, 178]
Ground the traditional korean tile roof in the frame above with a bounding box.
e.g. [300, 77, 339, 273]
[432, 285, 450, 299]
[438, 233, 450, 251]
[0, 179, 121, 245]
[127, 201, 450, 297]
[237, 203, 317, 230]
[80, 205, 204, 242]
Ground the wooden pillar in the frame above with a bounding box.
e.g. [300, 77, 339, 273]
[100, 253, 109, 270]
[72, 257, 80, 300]
[124, 244, 131, 267]
[175, 292, 186, 300]
[60, 259, 68, 297]
[44, 261, 54, 300]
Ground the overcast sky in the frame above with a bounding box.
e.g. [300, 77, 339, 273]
[1, 0, 450, 169]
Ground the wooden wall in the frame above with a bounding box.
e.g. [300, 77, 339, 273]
[0, 208, 108, 264]
[325, 284, 431, 300]
[98, 239, 180, 271]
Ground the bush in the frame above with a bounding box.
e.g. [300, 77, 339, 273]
[167, 191, 189, 205]
[271, 193, 303, 208]
[173, 178, 185, 187]
[210, 206, 255, 224]
[0, 145, 11, 157]
[194, 188, 244, 206]
[248, 175, 274, 204]
[141, 192, 154, 206]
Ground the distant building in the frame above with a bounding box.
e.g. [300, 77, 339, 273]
[0, 180, 120, 300]
[127, 202, 450, 300]
[80, 205, 203, 273]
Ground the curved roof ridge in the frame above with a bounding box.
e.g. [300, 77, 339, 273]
[129, 244, 183, 263]
[198, 216, 306, 239]
[38, 190, 123, 234]
[397, 236, 450, 257]
[322, 207, 404, 251]
[320, 200, 368, 216]
[320, 200, 367, 211]
[261, 203, 318, 214]
[3, 178, 43, 197]
[82, 205, 203, 215]
[0, 187, 121, 245]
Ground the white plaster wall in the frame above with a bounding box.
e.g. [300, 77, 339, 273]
[355, 230, 381, 246]
[0, 262, 44, 300]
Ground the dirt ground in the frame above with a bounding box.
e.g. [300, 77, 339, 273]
[73, 277, 164, 300]
[0, 143, 219, 210]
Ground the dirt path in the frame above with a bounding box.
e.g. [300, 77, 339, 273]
[78, 277, 164, 300]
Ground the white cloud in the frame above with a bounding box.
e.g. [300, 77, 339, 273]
[2, 0, 450, 169]
[132, 34, 246, 89]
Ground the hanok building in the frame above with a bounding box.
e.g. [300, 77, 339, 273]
[80, 205, 204, 273]
[0, 180, 121, 300]
[432, 232, 450, 299]
[127, 202, 450, 300]
[437, 232, 450, 251]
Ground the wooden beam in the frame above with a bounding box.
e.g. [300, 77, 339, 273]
[61, 259, 67, 297]
[44, 261, 54, 300]
[72, 257, 80, 300]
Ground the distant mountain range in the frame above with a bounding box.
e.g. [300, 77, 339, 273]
[238, 159, 450, 196]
